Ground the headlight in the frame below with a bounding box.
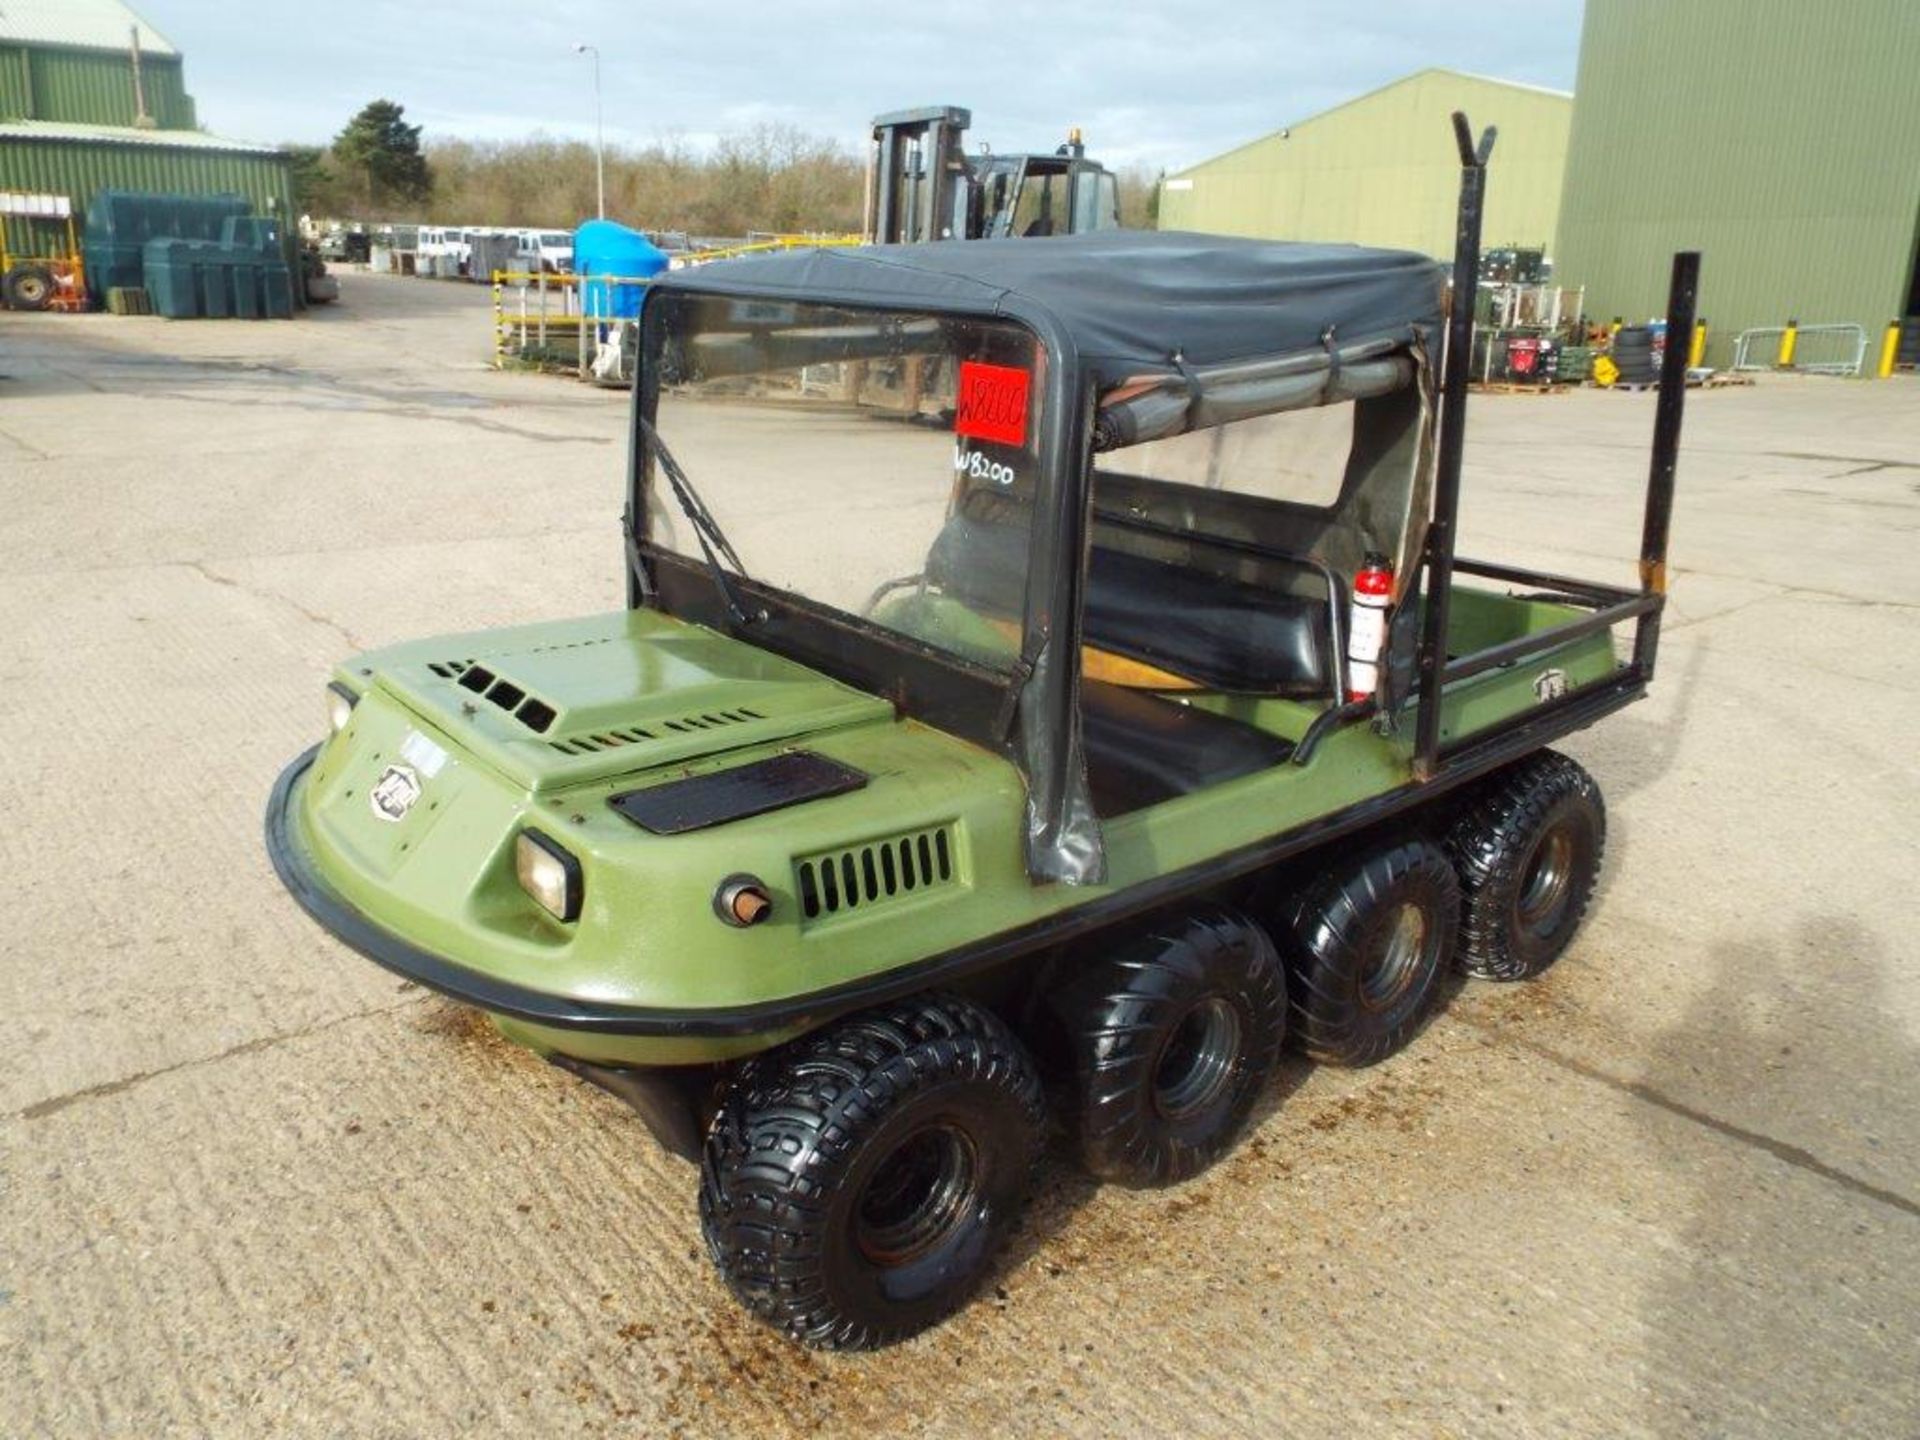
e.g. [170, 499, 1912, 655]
[325, 681, 359, 734]
[515, 829, 582, 922]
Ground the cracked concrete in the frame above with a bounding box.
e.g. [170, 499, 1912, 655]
[14, 993, 429, 1124]
[181, 558, 369, 653]
[1, 274, 1916, 1438]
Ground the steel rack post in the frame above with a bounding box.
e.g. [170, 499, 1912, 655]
[1632, 251, 1700, 682]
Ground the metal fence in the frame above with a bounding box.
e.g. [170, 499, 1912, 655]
[1732, 323, 1868, 376]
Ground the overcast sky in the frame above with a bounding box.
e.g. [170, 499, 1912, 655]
[151, 0, 1584, 172]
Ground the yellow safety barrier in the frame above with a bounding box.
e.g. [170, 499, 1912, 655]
[1880, 319, 1902, 379]
[676, 233, 864, 265]
[1688, 319, 1707, 368]
[1776, 317, 1798, 368]
[487, 240, 864, 376]
[491, 269, 584, 369]
[490, 269, 654, 378]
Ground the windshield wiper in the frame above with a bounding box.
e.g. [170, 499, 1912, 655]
[635, 414, 765, 627]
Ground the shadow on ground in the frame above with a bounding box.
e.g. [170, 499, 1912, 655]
[1630, 918, 1919, 1435]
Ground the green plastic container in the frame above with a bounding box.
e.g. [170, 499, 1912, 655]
[220, 216, 287, 320]
[227, 253, 262, 318]
[196, 247, 233, 319]
[140, 237, 201, 318]
[85, 192, 251, 305]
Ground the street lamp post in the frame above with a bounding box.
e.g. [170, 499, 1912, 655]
[573, 42, 605, 219]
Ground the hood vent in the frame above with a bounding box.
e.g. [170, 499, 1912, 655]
[549, 706, 764, 756]
[796, 824, 957, 921]
[430, 661, 558, 735]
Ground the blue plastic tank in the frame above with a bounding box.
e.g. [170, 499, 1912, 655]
[573, 220, 668, 321]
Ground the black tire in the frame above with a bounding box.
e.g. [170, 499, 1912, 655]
[1047, 906, 1286, 1187]
[698, 994, 1044, 1350]
[1445, 750, 1605, 981]
[4, 264, 54, 312]
[1276, 839, 1459, 1067]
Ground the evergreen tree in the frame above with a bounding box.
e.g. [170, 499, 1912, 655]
[333, 100, 432, 212]
[284, 144, 340, 216]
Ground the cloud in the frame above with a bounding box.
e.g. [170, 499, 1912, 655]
[157, 0, 1580, 171]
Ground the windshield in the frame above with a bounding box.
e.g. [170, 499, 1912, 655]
[1010, 168, 1065, 238]
[643, 293, 1042, 672]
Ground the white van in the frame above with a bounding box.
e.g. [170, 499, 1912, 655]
[509, 229, 574, 274]
[415, 226, 473, 277]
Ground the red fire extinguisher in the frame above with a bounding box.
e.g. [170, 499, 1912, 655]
[1347, 553, 1392, 703]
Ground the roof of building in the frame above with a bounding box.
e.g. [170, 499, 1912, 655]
[655, 230, 1445, 384]
[0, 119, 280, 156]
[0, 0, 179, 56]
[1173, 67, 1573, 177]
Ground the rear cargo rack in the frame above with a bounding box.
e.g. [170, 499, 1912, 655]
[1402, 112, 1696, 783]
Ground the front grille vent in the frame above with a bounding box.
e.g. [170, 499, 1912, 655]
[796, 825, 958, 920]
[548, 706, 764, 756]
[427, 659, 472, 679]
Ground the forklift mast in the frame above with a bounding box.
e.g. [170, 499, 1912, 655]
[865, 105, 1121, 244]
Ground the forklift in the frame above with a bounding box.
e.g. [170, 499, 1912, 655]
[865, 104, 1122, 244]
[0, 192, 85, 312]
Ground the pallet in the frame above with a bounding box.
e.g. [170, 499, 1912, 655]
[1469, 381, 1568, 395]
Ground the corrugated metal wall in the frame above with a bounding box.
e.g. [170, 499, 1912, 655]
[0, 46, 27, 117]
[1555, 0, 1920, 369]
[0, 137, 290, 218]
[0, 135, 295, 273]
[0, 46, 194, 127]
[1158, 70, 1572, 261]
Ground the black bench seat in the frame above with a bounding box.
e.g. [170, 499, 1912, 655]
[926, 514, 1332, 697]
[1079, 681, 1294, 817]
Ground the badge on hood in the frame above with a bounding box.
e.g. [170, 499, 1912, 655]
[370, 763, 423, 822]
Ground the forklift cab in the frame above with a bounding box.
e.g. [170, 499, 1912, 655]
[973, 141, 1120, 239]
[867, 105, 1121, 244]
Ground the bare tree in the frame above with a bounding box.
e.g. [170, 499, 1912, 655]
[416, 126, 865, 236]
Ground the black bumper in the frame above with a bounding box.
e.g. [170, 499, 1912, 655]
[266, 744, 795, 1038]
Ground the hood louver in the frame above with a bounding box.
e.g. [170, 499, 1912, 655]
[548, 707, 765, 756]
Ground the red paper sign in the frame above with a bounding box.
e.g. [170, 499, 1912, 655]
[955, 361, 1031, 448]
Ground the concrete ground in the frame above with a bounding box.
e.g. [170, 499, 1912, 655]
[2, 274, 1915, 1438]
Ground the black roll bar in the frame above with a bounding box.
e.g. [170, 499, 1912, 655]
[1412, 112, 1495, 782]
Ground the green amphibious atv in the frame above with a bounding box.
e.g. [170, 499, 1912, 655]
[268, 118, 1699, 1349]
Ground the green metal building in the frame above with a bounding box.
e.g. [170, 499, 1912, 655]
[0, 0, 294, 285]
[1555, 0, 1920, 370]
[1158, 69, 1573, 261]
[0, 0, 196, 128]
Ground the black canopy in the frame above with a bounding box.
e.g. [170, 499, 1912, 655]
[640, 233, 1447, 890]
[652, 231, 1446, 385]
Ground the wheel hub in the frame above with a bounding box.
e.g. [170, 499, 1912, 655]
[854, 1123, 979, 1267]
[1153, 996, 1243, 1120]
[1361, 901, 1429, 1010]
[1517, 826, 1575, 933]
